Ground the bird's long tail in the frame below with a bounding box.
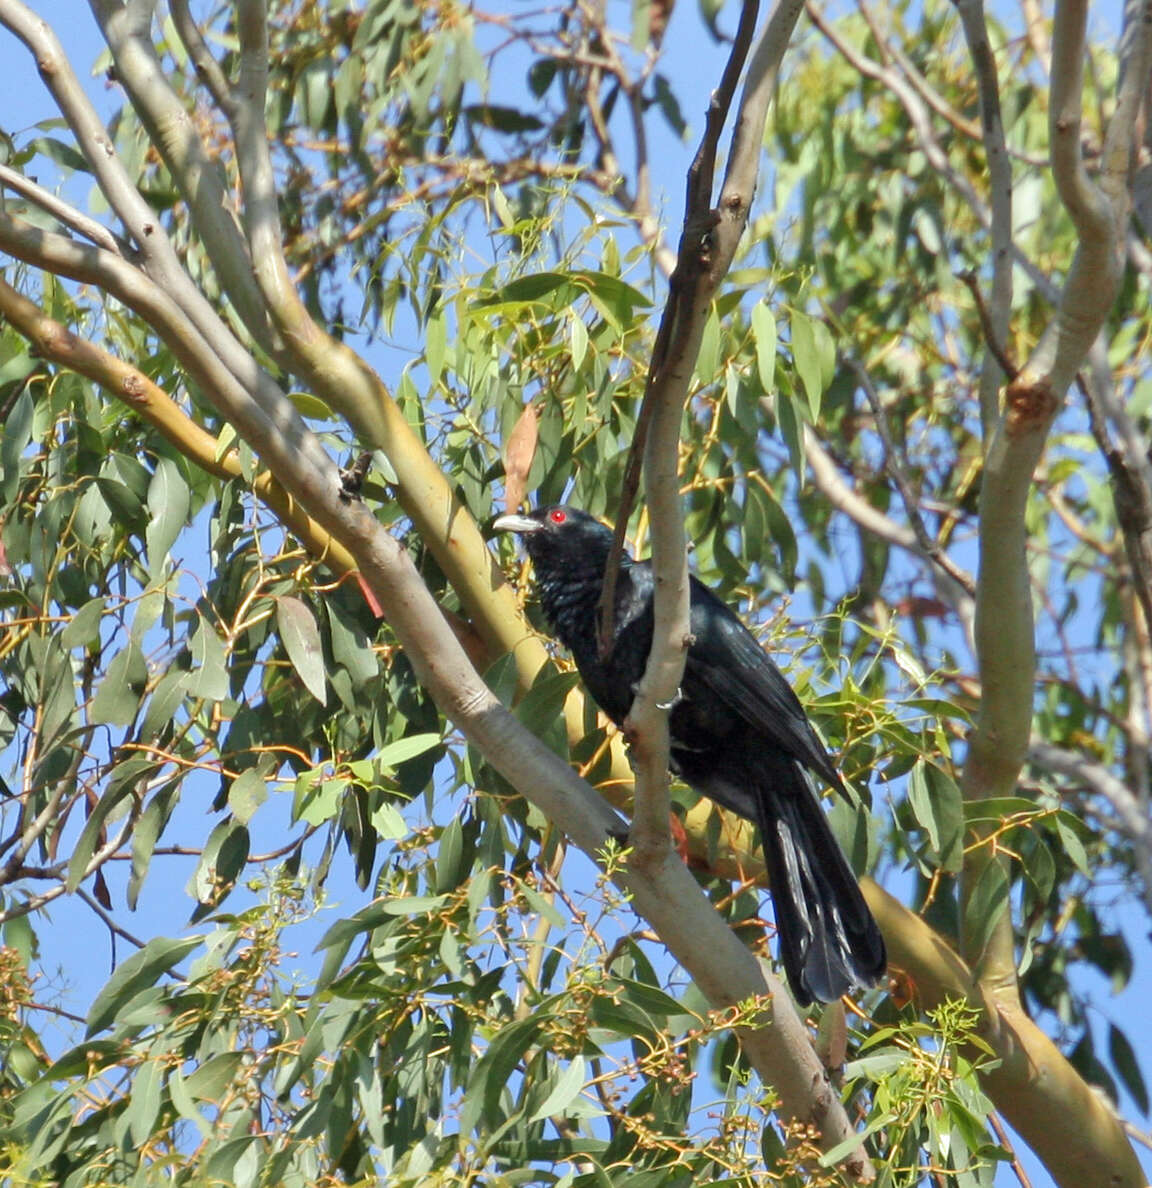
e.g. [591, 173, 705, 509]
[756, 761, 886, 1006]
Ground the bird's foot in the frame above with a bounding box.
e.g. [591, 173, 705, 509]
[628, 682, 684, 712]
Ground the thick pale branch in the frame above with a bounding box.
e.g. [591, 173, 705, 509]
[0, 210, 334, 483]
[0, 276, 356, 577]
[868, 884, 1145, 1188]
[960, 0, 1151, 989]
[0, 1, 287, 404]
[169, 0, 237, 116]
[88, 0, 283, 357]
[611, 0, 764, 873]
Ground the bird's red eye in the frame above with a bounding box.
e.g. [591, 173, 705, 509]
[549, 509, 567, 524]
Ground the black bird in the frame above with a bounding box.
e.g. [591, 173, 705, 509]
[494, 504, 886, 1005]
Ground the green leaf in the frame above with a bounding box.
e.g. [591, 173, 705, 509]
[817, 1112, 898, 1167]
[313, 894, 444, 952]
[695, 306, 720, 385]
[1055, 813, 1091, 877]
[66, 756, 155, 891]
[376, 732, 443, 768]
[1108, 1023, 1149, 1114]
[426, 310, 447, 383]
[145, 456, 190, 576]
[907, 761, 964, 872]
[28, 135, 90, 173]
[277, 595, 327, 705]
[461, 1014, 547, 1133]
[463, 103, 545, 133]
[294, 771, 346, 826]
[125, 1057, 164, 1146]
[190, 614, 229, 701]
[61, 597, 105, 650]
[189, 819, 249, 909]
[790, 310, 823, 420]
[0, 389, 33, 503]
[168, 1065, 210, 1135]
[965, 858, 1010, 962]
[227, 768, 268, 825]
[327, 598, 378, 688]
[526, 1055, 587, 1123]
[287, 390, 336, 420]
[184, 1051, 245, 1101]
[436, 816, 467, 893]
[751, 301, 777, 394]
[86, 935, 202, 1035]
[570, 314, 588, 371]
[89, 639, 148, 725]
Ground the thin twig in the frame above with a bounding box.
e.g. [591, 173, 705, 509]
[0, 164, 126, 255]
[953, 0, 1015, 434]
[956, 270, 1020, 381]
[169, 0, 239, 117]
[847, 357, 977, 598]
[76, 885, 147, 952]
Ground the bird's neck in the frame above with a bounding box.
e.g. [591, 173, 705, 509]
[535, 552, 616, 654]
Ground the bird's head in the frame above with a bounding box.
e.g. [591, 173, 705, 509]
[492, 505, 615, 573]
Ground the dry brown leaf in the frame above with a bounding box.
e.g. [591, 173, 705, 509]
[503, 401, 541, 511]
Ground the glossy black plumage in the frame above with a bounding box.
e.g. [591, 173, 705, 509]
[494, 504, 886, 1005]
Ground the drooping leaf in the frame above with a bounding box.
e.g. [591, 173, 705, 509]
[86, 935, 203, 1036]
[277, 595, 328, 705]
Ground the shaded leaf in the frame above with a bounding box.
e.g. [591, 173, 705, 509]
[277, 595, 328, 705]
[86, 935, 202, 1035]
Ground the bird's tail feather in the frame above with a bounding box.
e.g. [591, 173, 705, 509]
[757, 761, 886, 1006]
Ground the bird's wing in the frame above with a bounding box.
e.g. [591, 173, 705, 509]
[682, 576, 845, 792]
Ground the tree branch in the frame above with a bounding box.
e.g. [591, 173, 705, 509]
[960, 0, 1150, 992]
[1028, 740, 1152, 916]
[953, 0, 1014, 436]
[0, 275, 358, 577]
[0, 163, 127, 255]
[87, 0, 283, 358]
[867, 882, 1146, 1187]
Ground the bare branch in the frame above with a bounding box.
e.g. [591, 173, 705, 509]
[1029, 740, 1152, 916]
[846, 356, 978, 598]
[959, 0, 1152, 986]
[169, 0, 237, 117]
[0, 209, 334, 482]
[0, 163, 126, 254]
[957, 270, 1019, 381]
[87, 0, 284, 357]
[801, 422, 976, 632]
[953, 0, 1014, 435]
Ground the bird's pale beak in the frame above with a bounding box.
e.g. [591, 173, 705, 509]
[492, 513, 542, 535]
